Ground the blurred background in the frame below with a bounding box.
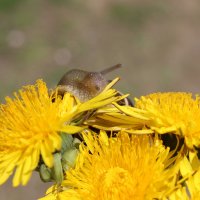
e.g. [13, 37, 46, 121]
[1, 0, 200, 199]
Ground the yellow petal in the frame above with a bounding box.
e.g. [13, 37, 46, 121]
[41, 143, 53, 168]
[13, 162, 23, 187]
[61, 125, 86, 134]
[180, 156, 193, 177]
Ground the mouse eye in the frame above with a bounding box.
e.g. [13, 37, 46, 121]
[95, 85, 100, 91]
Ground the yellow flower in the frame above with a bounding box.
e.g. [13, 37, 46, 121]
[135, 92, 200, 149]
[42, 131, 180, 200]
[0, 78, 120, 187]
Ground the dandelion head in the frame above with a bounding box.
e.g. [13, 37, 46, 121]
[135, 92, 200, 149]
[0, 80, 82, 187]
[51, 131, 180, 200]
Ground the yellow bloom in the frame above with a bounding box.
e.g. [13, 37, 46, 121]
[43, 131, 180, 200]
[135, 92, 200, 149]
[0, 78, 120, 187]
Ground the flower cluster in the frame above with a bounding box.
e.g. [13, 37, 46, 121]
[1, 78, 200, 200]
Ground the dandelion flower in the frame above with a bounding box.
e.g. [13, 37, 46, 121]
[135, 92, 200, 149]
[0, 78, 120, 187]
[42, 131, 180, 200]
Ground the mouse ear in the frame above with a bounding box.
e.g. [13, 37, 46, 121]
[100, 64, 122, 75]
[107, 80, 112, 83]
[116, 91, 134, 107]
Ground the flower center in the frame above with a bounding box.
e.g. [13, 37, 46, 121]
[99, 167, 133, 198]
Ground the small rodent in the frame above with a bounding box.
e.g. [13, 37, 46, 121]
[57, 64, 122, 102]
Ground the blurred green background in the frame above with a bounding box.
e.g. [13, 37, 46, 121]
[1, 0, 200, 199]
